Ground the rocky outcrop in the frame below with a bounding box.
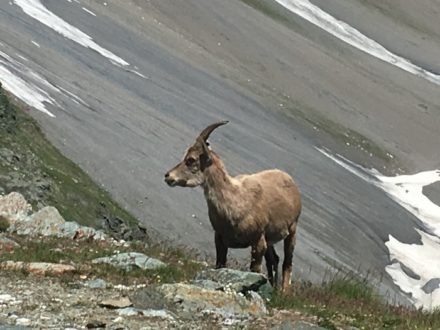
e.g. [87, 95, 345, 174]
[0, 193, 107, 241]
[0, 192, 329, 328]
[0, 192, 32, 225]
[131, 282, 267, 322]
[194, 268, 274, 299]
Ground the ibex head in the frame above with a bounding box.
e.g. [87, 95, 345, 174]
[164, 121, 228, 187]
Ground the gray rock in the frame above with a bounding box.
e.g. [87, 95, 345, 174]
[272, 320, 327, 330]
[86, 320, 106, 328]
[84, 279, 109, 289]
[131, 287, 168, 310]
[155, 283, 267, 319]
[422, 278, 440, 294]
[101, 210, 148, 241]
[0, 192, 32, 225]
[195, 268, 273, 299]
[99, 297, 132, 309]
[92, 252, 166, 271]
[0, 325, 32, 330]
[57, 222, 107, 241]
[15, 319, 31, 327]
[8, 206, 64, 236]
[191, 279, 222, 291]
[56, 221, 81, 238]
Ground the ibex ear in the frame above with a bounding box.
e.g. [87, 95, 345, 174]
[197, 137, 212, 170]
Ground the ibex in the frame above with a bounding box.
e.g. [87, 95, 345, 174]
[164, 121, 301, 291]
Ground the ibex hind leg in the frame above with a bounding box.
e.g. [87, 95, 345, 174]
[281, 223, 297, 292]
[264, 245, 279, 287]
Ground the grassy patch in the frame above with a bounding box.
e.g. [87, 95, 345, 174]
[0, 235, 205, 285]
[0, 83, 137, 229]
[270, 274, 440, 330]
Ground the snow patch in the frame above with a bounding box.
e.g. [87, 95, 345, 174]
[14, 0, 128, 66]
[317, 147, 440, 309]
[274, 0, 440, 86]
[0, 65, 55, 117]
[126, 69, 149, 80]
[0, 50, 56, 117]
[82, 7, 96, 16]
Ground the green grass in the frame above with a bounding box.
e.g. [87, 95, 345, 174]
[270, 273, 440, 330]
[0, 83, 137, 229]
[0, 234, 205, 285]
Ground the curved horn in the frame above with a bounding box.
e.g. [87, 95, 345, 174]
[198, 120, 229, 141]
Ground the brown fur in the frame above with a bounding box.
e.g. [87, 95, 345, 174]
[165, 122, 301, 291]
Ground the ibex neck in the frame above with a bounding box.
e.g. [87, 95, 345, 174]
[202, 153, 235, 206]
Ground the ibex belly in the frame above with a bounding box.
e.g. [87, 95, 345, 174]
[209, 216, 265, 249]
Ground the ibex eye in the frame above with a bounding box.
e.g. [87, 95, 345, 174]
[185, 157, 196, 167]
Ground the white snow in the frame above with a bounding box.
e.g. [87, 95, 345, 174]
[14, 0, 128, 66]
[0, 65, 55, 117]
[0, 50, 57, 116]
[317, 147, 440, 309]
[274, 0, 440, 86]
[126, 69, 149, 80]
[82, 7, 96, 16]
[58, 86, 89, 106]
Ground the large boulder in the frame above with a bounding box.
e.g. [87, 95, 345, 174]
[194, 268, 273, 299]
[92, 252, 166, 271]
[0, 192, 32, 225]
[10, 206, 64, 236]
[6, 204, 107, 240]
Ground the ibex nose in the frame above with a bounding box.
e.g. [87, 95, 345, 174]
[164, 172, 176, 186]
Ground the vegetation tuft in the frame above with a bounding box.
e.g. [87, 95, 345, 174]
[270, 272, 440, 330]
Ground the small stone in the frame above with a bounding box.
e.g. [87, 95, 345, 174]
[86, 320, 106, 328]
[15, 318, 31, 326]
[117, 307, 175, 320]
[99, 297, 132, 309]
[195, 268, 273, 299]
[0, 293, 15, 304]
[85, 279, 109, 289]
[272, 320, 328, 330]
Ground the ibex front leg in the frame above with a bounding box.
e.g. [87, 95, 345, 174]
[215, 232, 228, 268]
[250, 234, 267, 273]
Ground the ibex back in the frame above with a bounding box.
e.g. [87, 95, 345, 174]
[165, 121, 301, 291]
